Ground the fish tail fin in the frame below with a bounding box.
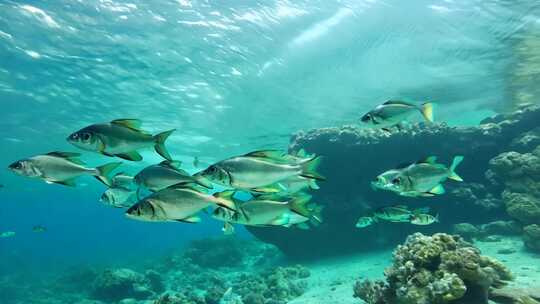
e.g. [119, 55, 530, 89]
[153, 129, 176, 161]
[308, 179, 320, 190]
[420, 102, 434, 123]
[435, 213, 440, 223]
[300, 156, 326, 181]
[448, 155, 464, 182]
[94, 162, 122, 186]
[289, 193, 312, 217]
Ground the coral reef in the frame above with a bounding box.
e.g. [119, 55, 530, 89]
[249, 105, 540, 257]
[523, 224, 540, 252]
[91, 268, 155, 302]
[486, 143, 540, 252]
[353, 233, 512, 304]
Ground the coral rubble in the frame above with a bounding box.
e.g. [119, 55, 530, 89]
[353, 233, 512, 304]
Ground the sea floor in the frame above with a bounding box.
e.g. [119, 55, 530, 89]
[291, 236, 540, 304]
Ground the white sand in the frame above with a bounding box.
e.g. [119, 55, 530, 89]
[289, 236, 540, 304]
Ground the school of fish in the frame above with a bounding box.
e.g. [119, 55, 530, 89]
[4, 101, 463, 237]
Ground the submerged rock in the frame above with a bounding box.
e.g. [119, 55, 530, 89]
[353, 233, 512, 304]
[91, 268, 154, 302]
[523, 224, 540, 252]
[249, 105, 540, 257]
[452, 223, 480, 241]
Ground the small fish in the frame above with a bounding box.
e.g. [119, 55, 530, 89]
[361, 100, 434, 130]
[32, 225, 47, 233]
[197, 150, 324, 192]
[356, 216, 375, 228]
[126, 184, 236, 223]
[100, 187, 138, 208]
[67, 119, 175, 161]
[193, 156, 200, 168]
[212, 193, 314, 227]
[8, 152, 121, 187]
[0, 231, 15, 238]
[374, 156, 464, 197]
[373, 205, 414, 223]
[134, 160, 212, 192]
[410, 213, 439, 225]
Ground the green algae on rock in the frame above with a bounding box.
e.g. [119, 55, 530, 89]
[353, 233, 512, 304]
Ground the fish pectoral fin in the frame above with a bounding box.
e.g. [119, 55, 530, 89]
[176, 215, 201, 223]
[115, 151, 143, 161]
[269, 214, 290, 226]
[50, 178, 77, 187]
[110, 119, 143, 132]
[381, 128, 392, 133]
[427, 184, 445, 195]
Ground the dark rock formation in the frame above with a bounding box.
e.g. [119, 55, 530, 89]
[248, 105, 540, 257]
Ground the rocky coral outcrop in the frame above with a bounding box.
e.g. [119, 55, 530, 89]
[249, 105, 540, 257]
[523, 224, 540, 252]
[91, 268, 155, 302]
[353, 233, 512, 304]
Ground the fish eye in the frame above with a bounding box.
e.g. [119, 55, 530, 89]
[137, 208, 141, 216]
[392, 177, 401, 185]
[82, 133, 91, 141]
[362, 114, 372, 122]
[208, 166, 217, 173]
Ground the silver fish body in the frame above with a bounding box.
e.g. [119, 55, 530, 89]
[101, 187, 138, 208]
[8, 152, 120, 187]
[135, 162, 211, 192]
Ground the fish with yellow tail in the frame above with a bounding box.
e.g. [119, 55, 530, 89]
[125, 183, 236, 223]
[196, 150, 324, 193]
[8, 152, 121, 187]
[361, 100, 434, 131]
[212, 192, 317, 227]
[373, 155, 464, 197]
[67, 119, 175, 161]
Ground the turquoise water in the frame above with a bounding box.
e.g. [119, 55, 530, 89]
[1, 1, 540, 303]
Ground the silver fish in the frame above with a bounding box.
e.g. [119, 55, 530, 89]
[126, 184, 236, 223]
[111, 172, 135, 189]
[134, 160, 212, 192]
[8, 152, 121, 187]
[410, 213, 439, 225]
[100, 187, 138, 208]
[356, 216, 375, 228]
[197, 150, 324, 192]
[212, 193, 313, 227]
[361, 100, 433, 130]
[376, 156, 464, 197]
[67, 119, 175, 161]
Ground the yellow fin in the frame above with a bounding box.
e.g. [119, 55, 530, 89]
[110, 119, 143, 131]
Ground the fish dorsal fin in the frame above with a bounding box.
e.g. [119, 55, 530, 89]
[244, 150, 286, 160]
[46, 152, 85, 165]
[159, 160, 182, 170]
[110, 119, 143, 131]
[418, 156, 437, 164]
[382, 100, 415, 107]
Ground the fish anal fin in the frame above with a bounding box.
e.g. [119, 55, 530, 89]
[428, 184, 445, 195]
[115, 151, 143, 161]
[269, 214, 290, 226]
[110, 119, 143, 131]
[51, 179, 77, 187]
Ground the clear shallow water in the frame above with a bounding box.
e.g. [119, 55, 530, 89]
[1, 0, 540, 301]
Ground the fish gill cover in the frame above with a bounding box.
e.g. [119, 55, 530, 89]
[1, 1, 540, 304]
